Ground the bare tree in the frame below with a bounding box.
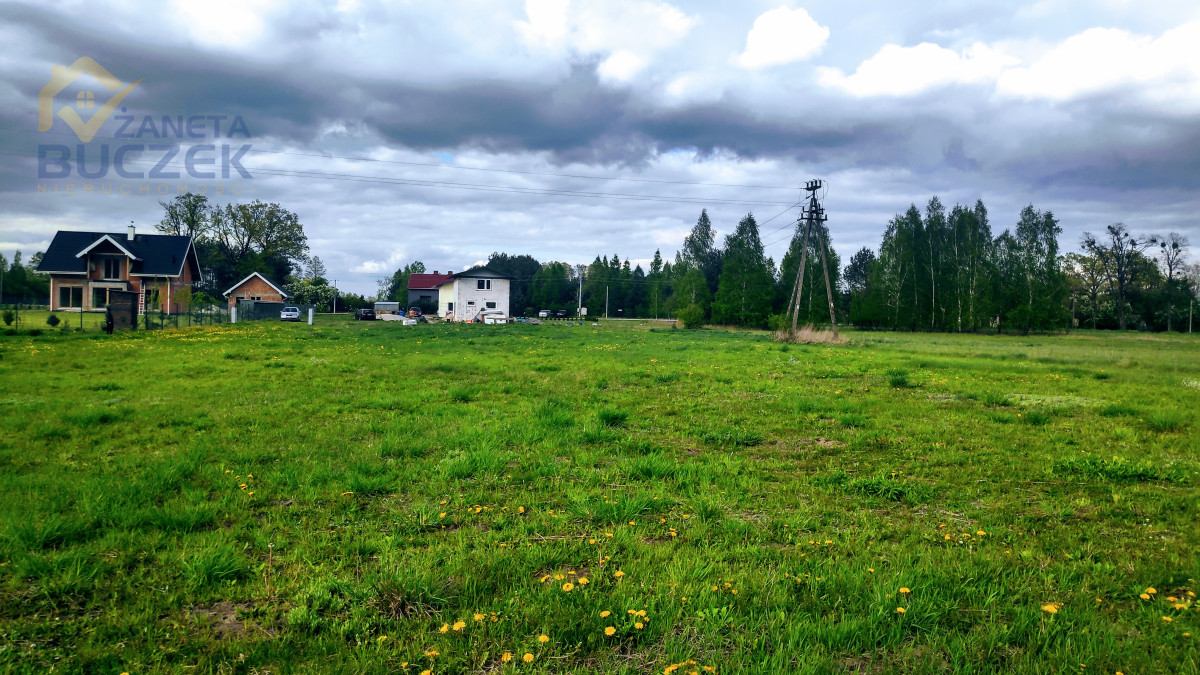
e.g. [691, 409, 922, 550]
[1081, 223, 1157, 331]
[1156, 233, 1189, 332]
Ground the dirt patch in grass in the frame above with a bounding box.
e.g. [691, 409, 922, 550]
[188, 601, 255, 637]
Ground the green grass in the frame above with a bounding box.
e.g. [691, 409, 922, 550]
[1, 321, 1199, 673]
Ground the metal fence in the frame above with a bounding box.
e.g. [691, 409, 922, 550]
[233, 300, 317, 323]
[0, 302, 231, 332]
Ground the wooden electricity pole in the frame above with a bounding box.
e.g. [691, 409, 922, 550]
[785, 179, 839, 339]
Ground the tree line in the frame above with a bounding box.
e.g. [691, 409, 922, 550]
[383, 200, 1197, 332]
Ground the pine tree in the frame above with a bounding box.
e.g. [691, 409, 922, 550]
[712, 213, 774, 327]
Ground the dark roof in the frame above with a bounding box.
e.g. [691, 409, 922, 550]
[408, 272, 454, 290]
[450, 266, 512, 280]
[36, 230, 199, 278]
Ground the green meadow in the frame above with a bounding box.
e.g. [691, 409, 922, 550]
[1, 320, 1198, 673]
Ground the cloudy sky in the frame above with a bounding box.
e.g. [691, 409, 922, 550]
[2, 0, 1198, 295]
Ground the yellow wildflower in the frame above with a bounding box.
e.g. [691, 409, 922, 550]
[1140, 593, 1151, 601]
[896, 607, 906, 614]
[1041, 604, 1059, 614]
[538, 634, 550, 643]
[1146, 587, 1158, 595]
[614, 570, 625, 578]
[578, 577, 590, 585]
[523, 653, 534, 663]
[600, 610, 611, 617]
[376, 635, 388, 642]
[452, 621, 466, 631]
[474, 613, 485, 621]
[899, 587, 911, 594]
[605, 626, 616, 636]
[501, 652, 512, 663]
[439, 623, 449, 633]
[562, 582, 575, 592]
[635, 622, 644, 629]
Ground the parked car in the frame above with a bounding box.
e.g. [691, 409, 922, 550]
[408, 306, 423, 317]
[354, 308, 376, 321]
[280, 306, 301, 322]
[538, 309, 551, 318]
[554, 309, 569, 318]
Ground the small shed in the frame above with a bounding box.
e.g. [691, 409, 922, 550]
[374, 301, 401, 314]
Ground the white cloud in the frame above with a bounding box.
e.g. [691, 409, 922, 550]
[516, 0, 697, 83]
[735, 7, 829, 69]
[598, 50, 647, 83]
[515, 0, 569, 48]
[817, 42, 1017, 96]
[167, 0, 278, 49]
[997, 22, 1200, 106]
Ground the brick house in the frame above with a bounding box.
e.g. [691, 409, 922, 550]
[222, 272, 290, 310]
[37, 226, 200, 314]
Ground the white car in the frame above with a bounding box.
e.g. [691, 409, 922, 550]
[280, 306, 301, 322]
[538, 310, 550, 318]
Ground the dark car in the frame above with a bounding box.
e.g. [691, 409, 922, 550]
[554, 309, 569, 318]
[408, 306, 423, 317]
[354, 308, 376, 321]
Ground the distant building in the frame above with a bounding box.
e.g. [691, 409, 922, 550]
[37, 226, 200, 314]
[437, 266, 512, 321]
[407, 270, 453, 308]
[222, 272, 290, 310]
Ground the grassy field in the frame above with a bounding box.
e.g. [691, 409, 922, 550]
[1, 319, 1198, 673]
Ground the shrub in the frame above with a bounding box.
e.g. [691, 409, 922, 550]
[678, 304, 706, 329]
[46, 314, 61, 328]
[1, 309, 13, 326]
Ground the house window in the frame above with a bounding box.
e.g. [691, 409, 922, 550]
[102, 257, 122, 280]
[144, 287, 160, 308]
[448, 302, 454, 311]
[93, 287, 111, 309]
[467, 301, 475, 306]
[476, 279, 491, 290]
[486, 301, 496, 309]
[59, 286, 83, 308]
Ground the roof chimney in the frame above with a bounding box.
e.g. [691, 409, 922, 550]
[128, 222, 135, 241]
[433, 270, 438, 275]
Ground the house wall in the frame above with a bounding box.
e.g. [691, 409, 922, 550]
[226, 277, 286, 310]
[438, 278, 510, 321]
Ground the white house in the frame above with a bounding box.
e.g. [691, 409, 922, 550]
[437, 266, 512, 321]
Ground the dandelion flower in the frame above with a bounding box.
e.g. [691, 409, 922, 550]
[1175, 603, 1187, 610]
[439, 623, 449, 633]
[629, 521, 636, 526]
[600, 610, 611, 617]
[474, 613, 485, 621]
[538, 634, 550, 643]
[425, 650, 439, 657]
[1163, 616, 1173, 622]
[1168, 596, 1179, 602]
[554, 573, 565, 580]
[899, 587, 911, 594]
[605, 626, 616, 636]
[1146, 587, 1158, 595]
[635, 622, 644, 629]
[562, 582, 575, 592]
[1140, 593, 1151, 601]
[501, 652, 512, 663]
[614, 570, 625, 578]
[731, 589, 738, 595]
[421, 670, 431, 675]
[868, 568, 875, 573]
[896, 607, 906, 614]
[523, 653, 534, 663]
[1041, 604, 1059, 614]
[578, 577, 589, 585]
[518, 506, 525, 513]
[452, 620, 466, 631]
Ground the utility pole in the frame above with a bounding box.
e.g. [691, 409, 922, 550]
[578, 273, 582, 316]
[332, 279, 338, 314]
[784, 179, 838, 339]
[605, 286, 609, 319]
